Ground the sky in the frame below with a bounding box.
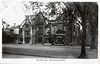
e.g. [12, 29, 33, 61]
[0, 1, 65, 27]
[0, 0, 28, 26]
[0, 1, 50, 26]
[0, 0, 81, 28]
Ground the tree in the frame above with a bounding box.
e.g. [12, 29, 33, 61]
[62, 2, 79, 45]
[87, 3, 98, 49]
[73, 2, 98, 58]
[73, 2, 88, 58]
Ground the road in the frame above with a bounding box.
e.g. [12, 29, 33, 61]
[2, 44, 98, 59]
[2, 54, 54, 58]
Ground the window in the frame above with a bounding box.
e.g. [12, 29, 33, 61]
[25, 32, 30, 36]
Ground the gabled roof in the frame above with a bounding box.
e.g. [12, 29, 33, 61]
[20, 18, 33, 28]
[20, 11, 45, 28]
[20, 11, 58, 28]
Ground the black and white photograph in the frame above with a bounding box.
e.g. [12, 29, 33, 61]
[1, 0, 98, 60]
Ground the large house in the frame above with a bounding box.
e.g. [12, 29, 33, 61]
[17, 11, 81, 45]
[18, 12, 46, 45]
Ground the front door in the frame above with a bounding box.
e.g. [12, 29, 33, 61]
[25, 31, 30, 44]
[37, 36, 42, 42]
[25, 38, 30, 44]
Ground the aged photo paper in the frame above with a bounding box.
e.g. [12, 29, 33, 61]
[0, 0, 99, 64]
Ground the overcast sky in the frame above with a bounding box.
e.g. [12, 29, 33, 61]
[1, 0, 30, 26]
[0, 1, 50, 26]
[0, 1, 65, 27]
[1, 0, 81, 28]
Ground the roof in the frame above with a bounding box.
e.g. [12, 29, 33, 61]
[19, 11, 58, 28]
[20, 18, 33, 28]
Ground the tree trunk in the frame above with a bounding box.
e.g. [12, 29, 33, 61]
[78, 16, 87, 58]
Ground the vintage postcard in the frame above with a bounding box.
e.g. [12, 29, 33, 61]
[0, 0, 99, 64]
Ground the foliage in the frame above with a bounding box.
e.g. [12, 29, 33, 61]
[2, 28, 16, 43]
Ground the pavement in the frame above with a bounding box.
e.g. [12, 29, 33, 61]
[2, 43, 98, 59]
